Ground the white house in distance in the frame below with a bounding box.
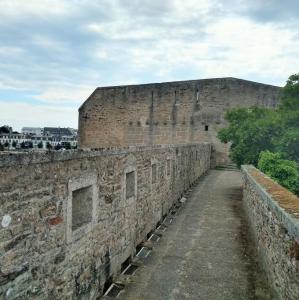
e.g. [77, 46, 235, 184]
[0, 132, 30, 148]
[22, 127, 44, 136]
[0, 126, 77, 150]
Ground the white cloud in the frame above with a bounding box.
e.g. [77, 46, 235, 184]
[0, 101, 78, 131]
[1, 0, 299, 129]
[31, 35, 68, 52]
[33, 85, 95, 103]
[85, 21, 158, 40]
[0, 0, 71, 19]
[0, 46, 24, 56]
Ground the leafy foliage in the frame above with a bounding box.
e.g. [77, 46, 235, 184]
[218, 107, 281, 166]
[258, 151, 299, 195]
[218, 74, 299, 194]
[64, 142, 71, 149]
[0, 126, 10, 134]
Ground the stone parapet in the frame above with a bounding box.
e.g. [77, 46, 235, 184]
[0, 143, 211, 299]
[242, 165, 299, 300]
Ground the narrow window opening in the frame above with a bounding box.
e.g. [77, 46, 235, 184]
[174, 90, 179, 106]
[167, 159, 171, 176]
[205, 125, 209, 131]
[151, 164, 157, 184]
[135, 242, 143, 254]
[103, 276, 113, 294]
[147, 230, 154, 239]
[121, 256, 132, 272]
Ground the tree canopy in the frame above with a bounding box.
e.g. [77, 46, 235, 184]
[218, 74, 299, 195]
[258, 151, 299, 195]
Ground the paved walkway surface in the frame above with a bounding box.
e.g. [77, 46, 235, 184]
[119, 170, 270, 300]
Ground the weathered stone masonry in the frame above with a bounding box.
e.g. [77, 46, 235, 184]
[242, 166, 299, 300]
[79, 77, 280, 166]
[0, 144, 210, 299]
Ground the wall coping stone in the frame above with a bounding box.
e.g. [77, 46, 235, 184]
[79, 77, 281, 110]
[242, 165, 299, 243]
[0, 143, 211, 168]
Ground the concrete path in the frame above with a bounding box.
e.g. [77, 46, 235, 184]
[119, 170, 270, 300]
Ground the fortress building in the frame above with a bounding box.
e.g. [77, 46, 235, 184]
[2, 77, 297, 300]
[78, 77, 280, 166]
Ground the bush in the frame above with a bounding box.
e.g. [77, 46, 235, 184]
[258, 151, 299, 195]
[55, 143, 62, 150]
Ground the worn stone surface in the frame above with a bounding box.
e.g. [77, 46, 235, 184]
[242, 165, 299, 300]
[119, 170, 270, 300]
[79, 77, 280, 166]
[0, 144, 210, 299]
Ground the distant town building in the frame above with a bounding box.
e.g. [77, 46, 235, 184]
[44, 127, 73, 137]
[0, 126, 78, 150]
[0, 132, 29, 147]
[22, 127, 44, 136]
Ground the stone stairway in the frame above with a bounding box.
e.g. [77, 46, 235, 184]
[214, 162, 239, 171]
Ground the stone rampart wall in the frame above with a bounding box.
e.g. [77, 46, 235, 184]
[79, 77, 280, 166]
[242, 165, 299, 300]
[0, 144, 210, 299]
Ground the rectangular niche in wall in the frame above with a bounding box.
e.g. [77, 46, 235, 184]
[126, 171, 136, 199]
[72, 186, 92, 231]
[167, 159, 171, 176]
[67, 174, 98, 243]
[151, 164, 157, 184]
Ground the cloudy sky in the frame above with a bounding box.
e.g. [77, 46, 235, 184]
[0, 0, 298, 130]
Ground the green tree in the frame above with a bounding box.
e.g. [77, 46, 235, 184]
[12, 140, 17, 148]
[274, 129, 299, 163]
[46, 142, 52, 150]
[37, 141, 43, 149]
[54, 143, 62, 150]
[258, 151, 299, 195]
[0, 142, 4, 151]
[64, 142, 71, 150]
[0, 126, 10, 134]
[4, 141, 9, 148]
[218, 73, 299, 194]
[279, 74, 299, 111]
[218, 74, 299, 166]
[218, 107, 281, 166]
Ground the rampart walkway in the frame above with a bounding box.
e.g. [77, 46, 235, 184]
[118, 170, 270, 300]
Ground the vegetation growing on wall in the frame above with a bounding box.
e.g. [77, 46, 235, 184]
[218, 74, 299, 195]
